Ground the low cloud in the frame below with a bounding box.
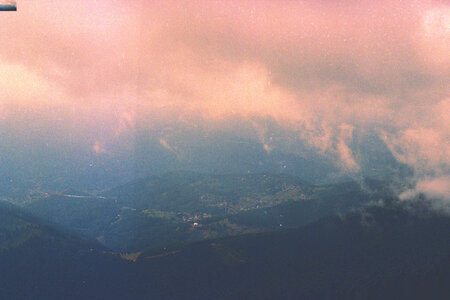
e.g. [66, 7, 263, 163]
[400, 175, 450, 212]
[92, 141, 107, 155]
[0, 0, 448, 205]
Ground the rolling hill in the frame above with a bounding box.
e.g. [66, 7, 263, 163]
[25, 173, 391, 252]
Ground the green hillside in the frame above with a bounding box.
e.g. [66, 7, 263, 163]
[26, 173, 391, 252]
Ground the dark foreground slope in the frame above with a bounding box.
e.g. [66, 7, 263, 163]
[1, 200, 449, 299]
[134, 201, 450, 299]
[0, 201, 130, 300]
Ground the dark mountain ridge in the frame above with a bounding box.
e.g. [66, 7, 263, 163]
[1, 198, 449, 299]
[0, 201, 130, 300]
[134, 201, 450, 299]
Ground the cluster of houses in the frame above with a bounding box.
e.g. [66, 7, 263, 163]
[176, 212, 211, 224]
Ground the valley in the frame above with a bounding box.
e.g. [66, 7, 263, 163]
[23, 172, 391, 252]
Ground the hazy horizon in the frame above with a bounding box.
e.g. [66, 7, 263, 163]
[0, 0, 448, 204]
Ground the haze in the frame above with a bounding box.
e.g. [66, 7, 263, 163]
[0, 0, 448, 203]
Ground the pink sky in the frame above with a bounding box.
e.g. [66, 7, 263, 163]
[0, 0, 448, 199]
